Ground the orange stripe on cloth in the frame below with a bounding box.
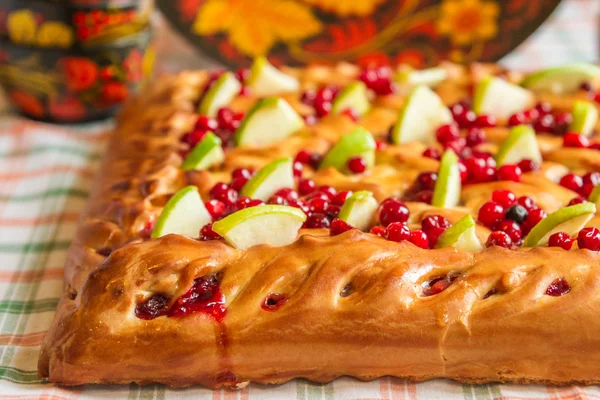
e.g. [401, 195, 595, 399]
[0, 212, 80, 226]
[0, 165, 95, 180]
[0, 267, 63, 282]
[9, 120, 112, 143]
[0, 331, 47, 346]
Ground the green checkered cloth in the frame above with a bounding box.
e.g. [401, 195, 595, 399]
[1, 117, 600, 399]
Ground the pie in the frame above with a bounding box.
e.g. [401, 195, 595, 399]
[39, 59, 600, 388]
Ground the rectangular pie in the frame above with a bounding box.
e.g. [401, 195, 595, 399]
[39, 60, 600, 388]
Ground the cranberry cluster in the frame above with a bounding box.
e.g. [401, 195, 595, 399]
[301, 85, 341, 118]
[507, 102, 572, 136]
[294, 149, 366, 175]
[478, 190, 546, 248]
[403, 171, 437, 204]
[358, 66, 395, 96]
[559, 171, 600, 200]
[563, 132, 600, 150]
[548, 227, 600, 252]
[180, 108, 245, 156]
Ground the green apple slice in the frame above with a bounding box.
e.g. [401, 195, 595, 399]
[212, 205, 306, 250]
[198, 72, 241, 117]
[248, 57, 299, 96]
[495, 125, 542, 166]
[589, 184, 600, 206]
[435, 214, 482, 252]
[522, 202, 596, 247]
[338, 190, 378, 231]
[331, 81, 370, 117]
[521, 63, 600, 94]
[569, 100, 598, 137]
[320, 127, 376, 173]
[395, 66, 447, 88]
[152, 186, 211, 238]
[234, 97, 304, 147]
[240, 157, 294, 201]
[391, 85, 453, 144]
[473, 76, 534, 119]
[181, 132, 224, 171]
[432, 150, 461, 208]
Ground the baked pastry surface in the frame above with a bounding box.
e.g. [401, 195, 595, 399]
[39, 62, 600, 388]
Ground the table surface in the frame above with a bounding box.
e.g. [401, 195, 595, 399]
[1, 1, 599, 398]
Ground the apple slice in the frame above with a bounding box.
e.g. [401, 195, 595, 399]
[234, 97, 304, 146]
[338, 190, 378, 231]
[391, 85, 453, 144]
[522, 202, 596, 247]
[395, 66, 447, 89]
[495, 125, 542, 166]
[589, 184, 600, 206]
[331, 81, 370, 117]
[435, 214, 482, 252]
[212, 205, 306, 250]
[521, 63, 600, 94]
[248, 57, 299, 96]
[569, 100, 598, 137]
[198, 72, 241, 117]
[240, 157, 294, 201]
[473, 76, 534, 120]
[181, 132, 224, 171]
[152, 186, 211, 238]
[431, 149, 461, 208]
[320, 127, 376, 173]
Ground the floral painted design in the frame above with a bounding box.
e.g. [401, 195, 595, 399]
[161, 0, 563, 67]
[437, 0, 499, 46]
[6, 9, 74, 49]
[192, 0, 322, 57]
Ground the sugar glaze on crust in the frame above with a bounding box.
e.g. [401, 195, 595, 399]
[39, 63, 600, 387]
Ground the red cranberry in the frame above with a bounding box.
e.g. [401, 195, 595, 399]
[517, 159, 539, 173]
[496, 164, 522, 182]
[553, 112, 573, 135]
[474, 166, 496, 183]
[458, 161, 468, 183]
[216, 107, 235, 130]
[301, 90, 316, 106]
[582, 184, 595, 197]
[234, 196, 253, 210]
[545, 278, 571, 296]
[534, 114, 555, 133]
[288, 198, 310, 213]
[376, 140, 388, 151]
[409, 229, 429, 249]
[182, 129, 208, 147]
[135, 294, 168, 320]
[385, 222, 411, 242]
[210, 182, 237, 204]
[303, 213, 331, 229]
[455, 109, 477, 129]
[308, 153, 323, 169]
[298, 179, 316, 195]
[580, 81, 593, 92]
[494, 219, 522, 242]
[492, 190, 516, 208]
[463, 157, 486, 182]
[294, 150, 311, 165]
[140, 217, 155, 239]
[523, 108, 540, 121]
[370, 225, 386, 237]
[275, 188, 299, 201]
[347, 156, 367, 174]
[568, 196, 587, 206]
[309, 197, 329, 213]
[535, 102, 552, 115]
[595, 92, 600, 104]
[230, 176, 249, 192]
[517, 196, 537, 212]
[450, 102, 466, 119]
[521, 208, 546, 235]
[234, 67, 250, 82]
[422, 147, 441, 160]
[414, 189, 433, 204]
[421, 215, 451, 233]
[563, 133, 589, 148]
[359, 66, 394, 95]
[314, 99, 332, 117]
[200, 223, 222, 241]
[342, 108, 359, 122]
[443, 138, 467, 156]
[327, 204, 341, 218]
[315, 185, 335, 199]
[330, 218, 353, 236]
[205, 199, 226, 220]
[577, 227, 600, 251]
[591, 142, 600, 150]
[195, 116, 219, 131]
[268, 195, 287, 205]
[548, 232, 573, 250]
[583, 172, 600, 186]
[417, 172, 438, 190]
[293, 161, 303, 178]
[232, 168, 252, 180]
[426, 226, 446, 248]
[436, 123, 459, 144]
[486, 231, 512, 248]
[478, 201, 505, 228]
[475, 115, 496, 128]
[559, 173, 583, 193]
[465, 127, 486, 147]
[378, 198, 409, 226]
[332, 190, 352, 206]
[508, 112, 526, 126]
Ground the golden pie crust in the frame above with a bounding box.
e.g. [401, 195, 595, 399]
[39, 63, 600, 388]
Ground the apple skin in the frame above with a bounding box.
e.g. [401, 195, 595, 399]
[522, 202, 596, 247]
[473, 76, 534, 120]
[320, 127, 376, 173]
[569, 100, 598, 137]
[248, 57, 299, 96]
[181, 132, 224, 171]
[431, 149, 461, 208]
[198, 72, 241, 117]
[240, 157, 295, 201]
[435, 214, 482, 252]
[338, 190, 378, 231]
[152, 185, 211, 238]
[521, 63, 600, 94]
[495, 124, 542, 166]
[331, 81, 370, 117]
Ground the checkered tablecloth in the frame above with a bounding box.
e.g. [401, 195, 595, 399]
[1, 0, 600, 398]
